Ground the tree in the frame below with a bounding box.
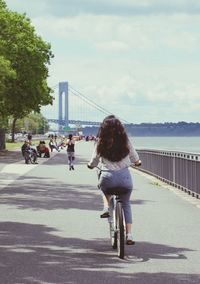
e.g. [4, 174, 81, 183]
[7, 112, 49, 135]
[0, 56, 16, 129]
[21, 112, 49, 134]
[0, 0, 54, 142]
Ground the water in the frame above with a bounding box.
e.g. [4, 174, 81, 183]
[130, 136, 200, 154]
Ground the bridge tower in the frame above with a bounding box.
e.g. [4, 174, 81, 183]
[58, 81, 69, 130]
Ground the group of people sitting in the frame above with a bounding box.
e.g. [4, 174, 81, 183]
[37, 140, 50, 157]
[21, 136, 68, 164]
[21, 139, 50, 164]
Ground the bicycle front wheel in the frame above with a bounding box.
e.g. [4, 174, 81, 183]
[116, 201, 125, 259]
[30, 154, 35, 164]
[109, 215, 117, 249]
[108, 197, 117, 249]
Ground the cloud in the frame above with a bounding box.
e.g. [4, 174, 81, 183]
[70, 72, 200, 122]
[32, 12, 200, 53]
[95, 40, 130, 51]
[6, 0, 200, 54]
[5, 0, 200, 122]
[6, 0, 200, 17]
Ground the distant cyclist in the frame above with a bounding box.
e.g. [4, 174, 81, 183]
[87, 115, 141, 245]
[21, 139, 38, 164]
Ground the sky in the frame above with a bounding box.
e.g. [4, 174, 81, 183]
[5, 0, 200, 123]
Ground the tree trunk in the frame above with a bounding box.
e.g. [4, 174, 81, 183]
[0, 129, 6, 150]
[11, 118, 17, 142]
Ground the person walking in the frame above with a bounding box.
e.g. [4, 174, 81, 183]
[87, 115, 141, 245]
[66, 134, 75, 170]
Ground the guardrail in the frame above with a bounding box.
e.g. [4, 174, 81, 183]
[136, 149, 200, 198]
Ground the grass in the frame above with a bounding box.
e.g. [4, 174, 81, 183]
[150, 181, 161, 187]
[6, 140, 42, 151]
[6, 141, 23, 151]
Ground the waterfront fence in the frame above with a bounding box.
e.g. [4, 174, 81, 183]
[136, 149, 200, 198]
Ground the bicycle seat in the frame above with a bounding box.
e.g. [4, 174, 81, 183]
[104, 187, 130, 196]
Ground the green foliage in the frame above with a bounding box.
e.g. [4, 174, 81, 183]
[23, 112, 49, 134]
[0, 55, 15, 91]
[0, 0, 54, 120]
[0, 56, 16, 126]
[8, 112, 49, 134]
[0, 0, 6, 10]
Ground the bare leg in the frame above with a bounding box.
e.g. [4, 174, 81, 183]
[68, 156, 72, 169]
[126, 223, 132, 234]
[100, 194, 112, 218]
[102, 194, 112, 208]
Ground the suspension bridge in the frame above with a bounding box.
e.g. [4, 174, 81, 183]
[42, 82, 130, 131]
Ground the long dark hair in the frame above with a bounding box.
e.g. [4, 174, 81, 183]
[96, 115, 129, 162]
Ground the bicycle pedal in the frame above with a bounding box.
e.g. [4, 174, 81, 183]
[100, 212, 110, 218]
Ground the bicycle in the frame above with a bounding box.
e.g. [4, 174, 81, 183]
[23, 148, 37, 164]
[88, 161, 141, 259]
[105, 186, 129, 259]
[88, 165, 130, 259]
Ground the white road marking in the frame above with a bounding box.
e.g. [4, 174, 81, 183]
[1, 163, 36, 174]
[0, 163, 37, 190]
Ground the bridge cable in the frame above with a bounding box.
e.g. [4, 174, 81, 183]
[69, 85, 113, 116]
[69, 85, 130, 124]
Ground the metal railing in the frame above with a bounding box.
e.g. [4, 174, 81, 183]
[136, 149, 200, 198]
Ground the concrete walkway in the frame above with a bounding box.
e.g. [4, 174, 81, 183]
[0, 141, 200, 284]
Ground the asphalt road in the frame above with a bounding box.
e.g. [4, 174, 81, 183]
[0, 141, 200, 284]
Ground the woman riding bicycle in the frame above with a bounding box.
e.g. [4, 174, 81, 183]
[87, 115, 141, 245]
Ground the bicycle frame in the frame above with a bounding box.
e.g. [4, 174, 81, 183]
[108, 193, 126, 259]
[24, 149, 35, 164]
[94, 166, 128, 259]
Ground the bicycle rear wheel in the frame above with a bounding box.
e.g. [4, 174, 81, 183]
[116, 201, 125, 259]
[29, 154, 35, 164]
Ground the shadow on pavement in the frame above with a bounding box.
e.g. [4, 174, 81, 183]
[0, 152, 151, 211]
[0, 221, 198, 284]
[0, 150, 22, 164]
[0, 177, 101, 212]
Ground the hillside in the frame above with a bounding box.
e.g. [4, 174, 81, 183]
[83, 122, 200, 137]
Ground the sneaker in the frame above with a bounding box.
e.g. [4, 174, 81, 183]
[100, 210, 110, 218]
[126, 234, 135, 245]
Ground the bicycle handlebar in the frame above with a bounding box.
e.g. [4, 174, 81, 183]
[131, 160, 142, 167]
[87, 160, 141, 170]
[87, 164, 94, 169]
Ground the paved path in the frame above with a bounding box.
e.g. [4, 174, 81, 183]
[0, 142, 200, 284]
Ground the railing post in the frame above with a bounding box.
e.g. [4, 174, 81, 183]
[172, 156, 175, 184]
